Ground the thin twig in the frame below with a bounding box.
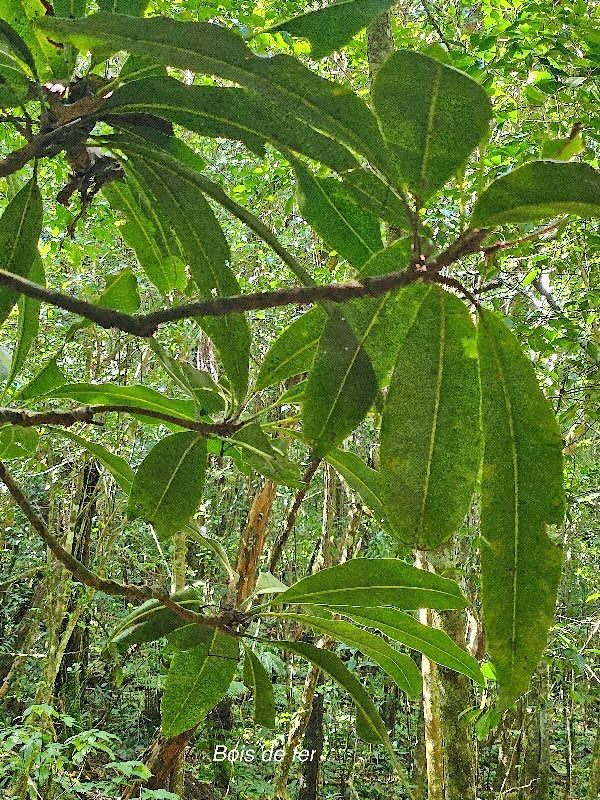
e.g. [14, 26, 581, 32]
[0, 404, 242, 435]
[0, 459, 244, 632]
[0, 229, 489, 337]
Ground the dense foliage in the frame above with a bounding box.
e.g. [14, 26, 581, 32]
[0, 1, 598, 799]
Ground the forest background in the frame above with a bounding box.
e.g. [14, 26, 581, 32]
[0, 1, 598, 799]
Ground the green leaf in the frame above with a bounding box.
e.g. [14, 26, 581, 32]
[105, 77, 359, 175]
[0, 177, 42, 328]
[97, 268, 140, 314]
[269, 558, 468, 610]
[16, 358, 65, 401]
[5, 255, 44, 389]
[44, 383, 196, 420]
[541, 133, 585, 162]
[340, 167, 410, 228]
[372, 50, 492, 200]
[0, 18, 37, 77]
[52, 429, 134, 494]
[0, 425, 39, 459]
[233, 424, 301, 488]
[122, 150, 250, 400]
[273, 641, 410, 787]
[380, 285, 481, 548]
[165, 623, 215, 653]
[0, 48, 30, 107]
[265, 0, 397, 59]
[471, 161, 600, 227]
[161, 629, 239, 736]
[293, 160, 383, 267]
[1, 0, 63, 79]
[53, 0, 86, 18]
[255, 307, 326, 391]
[330, 606, 484, 685]
[272, 613, 422, 698]
[478, 310, 565, 707]
[128, 432, 207, 539]
[37, 14, 388, 173]
[303, 310, 378, 458]
[102, 182, 179, 294]
[108, 587, 203, 645]
[110, 593, 205, 652]
[242, 644, 276, 729]
[161, 358, 226, 416]
[325, 449, 388, 531]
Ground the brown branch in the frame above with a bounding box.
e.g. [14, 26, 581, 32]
[0, 117, 94, 178]
[482, 219, 563, 256]
[267, 459, 321, 574]
[0, 228, 489, 337]
[0, 404, 242, 435]
[0, 459, 241, 631]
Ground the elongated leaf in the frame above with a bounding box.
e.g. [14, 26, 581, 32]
[0, 425, 39, 459]
[123, 152, 250, 400]
[243, 644, 276, 729]
[128, 432, 207, 539]
[272, 613, 421, 697]
[0, 18, 37, 77]
[478, 310, 564, 707]
[255, 308, 326, 391]
[105, 78, 358, 174]
[0, 50, 30, 107]
[111, 596, 206, 653]
[2, 0, 63, 78]
[330, 606, 484, 685]
[293, 161, 383, 267]
[373, 50, 492, 199]
[270, 558, 467, 610]
[274, 641, 409, 784]
[303, 309, 377, 457]
[341, 167, 410, 228]
[0, 177, 42, 327]
[37, 14, 389, 174]
[165, 623, 215, 653]
[233, 423, 301, 488]
[471, 161, 600, 227]
[325, 449, 388, 530]
[380, 285, 481, 548]
[45, 383, 196, 420]
[161, 629, 239, 736]
[266, 0, 397, 58]
[53, 429, 134, 494]
[5, 255, 44, 388]
[102, 182, 179, 294]
[16, 358, 65, 401]
[108, 587, 204, 643]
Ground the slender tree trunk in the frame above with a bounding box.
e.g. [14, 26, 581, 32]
[519, 667, 550, 800]
[589, 705, 600, 800]
[298, 686, 325, 800]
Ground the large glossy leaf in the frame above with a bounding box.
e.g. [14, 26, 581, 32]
[372, 50, 492, 200]
[269, 558, 468, 611]
[105, 77, 358, 175]
[161, 628, 239, 736]
[0, 44, 30, 107]
[38, 14, 389, 173]
[128, 432, 207, 539]
[325, 449, 388, 530]
[303, 309, 378, 458]
[242, 644, 276, 729]
[255, 307, 326, 391]
[330, 606, 484, 685]
[0, 177, 42, 327]
[5, 255, 44, 388]
[122, 151, 250, 401]
[16, 357, 65, 401]
[2, 0, 62, 78]
[45, 383, 196, 420]
[102, 181, 179, 294]
[53, 429, 134, 494]
[380, 285, 481, 548]
[272, 613, 422, 698]
[478, 310, 564, 707]
[293, 160, 383, 267]
[266, 0, 397, 58]
[275, 641, 411, 788]
[471, 161, 600, 227]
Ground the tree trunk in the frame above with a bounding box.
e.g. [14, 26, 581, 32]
[589, 705, 600, 800]
[519, 667, 550, 800]
[298, 686, 325, 800]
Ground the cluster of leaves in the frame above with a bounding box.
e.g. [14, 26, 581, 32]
[0, 0, 598, 774]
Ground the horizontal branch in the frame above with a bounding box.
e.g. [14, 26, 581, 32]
[0, 404, 242, 435]
[0, 459, 247, 632]
[0, 229, 488, 337]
